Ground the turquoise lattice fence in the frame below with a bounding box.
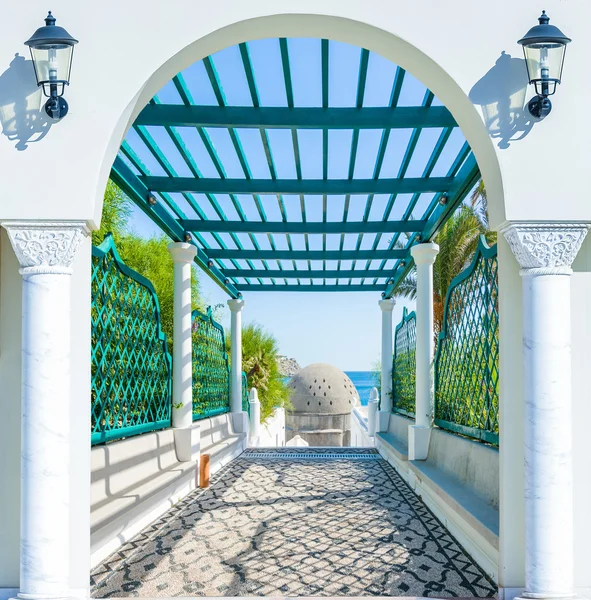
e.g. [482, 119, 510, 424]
[392, 307, 417, 417]
[192, 307, 231, 419]
[91, 235, 172, 445]
[242, 372, 249, 412]
[434, 236, 499, 445]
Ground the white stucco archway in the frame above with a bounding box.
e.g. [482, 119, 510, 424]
[1, 3, 591, 599]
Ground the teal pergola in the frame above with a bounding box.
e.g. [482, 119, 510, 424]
[111, 39, 480, 299]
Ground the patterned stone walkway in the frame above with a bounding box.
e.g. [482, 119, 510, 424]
[91, 449, 496, 597]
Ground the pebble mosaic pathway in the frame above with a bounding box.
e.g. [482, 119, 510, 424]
[91, 448, 496, 597]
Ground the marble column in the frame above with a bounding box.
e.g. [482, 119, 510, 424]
[377, 298, 395, 432]
[3, 221, 88, 600]
[168, 243, 197, 430]
[409, 241, 439, 461]
[227, 298, 245, 416]
[502, 222, 589, 600]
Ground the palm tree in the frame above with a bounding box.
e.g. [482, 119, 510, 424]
[395, 180, 493, 334]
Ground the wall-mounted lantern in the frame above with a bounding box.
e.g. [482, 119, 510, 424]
[518, 11, 571, 119]
[25, 12, 78, 120]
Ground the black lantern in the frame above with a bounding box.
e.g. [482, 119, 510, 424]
[25, 12, 78, 120]
[518, 11, 571, 118]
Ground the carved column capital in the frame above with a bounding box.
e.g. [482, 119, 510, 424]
[2, 221, 90, 275]
[500, 222, 590, 275]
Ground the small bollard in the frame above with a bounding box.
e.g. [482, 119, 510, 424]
[199, 453, 210, 488]
[368, 387, 379, 437]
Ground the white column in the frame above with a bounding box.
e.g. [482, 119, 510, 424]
[249, 388, 261, 445]
[502, 222, 589, 600]
[409, 241, 439, 461]
[378, 298, 395, 417]
[168, 243, 197, 430]
[2, 221, 88, 600]
[227, 298, 245, 416]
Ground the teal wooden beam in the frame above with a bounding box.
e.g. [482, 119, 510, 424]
[206, 249, 408, 260]
[135, 104, 457, 130]
[181, 220, 426, 234]
[237, 284, 386, 292]
[222, 269, 393, 278]
[142, 176, 453, 195]
[110, 156, 240, 298]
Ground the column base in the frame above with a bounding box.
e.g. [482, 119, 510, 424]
[408, 425, 432, 460]
[173, 423, 201, 462]
[231, 411, 249, 434]
[376, 410, 391, 433]
[15, 594, 81, 600]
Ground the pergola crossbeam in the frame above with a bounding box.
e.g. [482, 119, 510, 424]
[180, 220, 426, 234]
[205, 249, 408, 260]
[221, 269, 393, 278]
[237, 284, 387, 292]
[141, 176, 453, 195]
[135, 104, 457, 130]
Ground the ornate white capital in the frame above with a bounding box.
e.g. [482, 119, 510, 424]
[2, 221, 90, 275]
[227, 298, 245, 313]
[501, 222, 590, 275]
[168, 242, 197, 264]
[378, 298, 395, 312]
[411, 242, 439, 266]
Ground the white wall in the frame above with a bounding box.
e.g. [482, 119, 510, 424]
[257, 408, 286, 447]
[1, 0, 590, 229]
[0, 229, 22, 590]
[351, 407, 373, 447]
[69, 236, 91, 598]
[497, 237, 526, 597]
[571, 236, 591, 597]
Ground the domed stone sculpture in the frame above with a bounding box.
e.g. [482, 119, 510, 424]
[285, 363, 360, 446]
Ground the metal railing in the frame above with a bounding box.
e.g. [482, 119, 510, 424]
[91, 235, 172, 444]
[192, 307, 231, 419]
[434, 236, 499, 445]
[392, 307, 417, 417]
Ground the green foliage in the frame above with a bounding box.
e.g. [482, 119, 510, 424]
[92, 181, 131, 246]
[228, 322, 291, 422]
[93, 181, 203, 343]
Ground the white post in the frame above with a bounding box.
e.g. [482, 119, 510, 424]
[367, 387, 379, 437]
[168, 243, 197, 430]
[502, 222, 589, 600]
[409, 241, 439, 461]
[3, 221, 88, 600]
[249, 388, 261, 445]
[377, 298, 395, 432]
[227, 298, 247, 432]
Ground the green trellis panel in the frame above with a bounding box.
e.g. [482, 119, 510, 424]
[392, 307, 417, 417]
[434, 236, 499, 446]
[91, 235, 172, 445]
[192, 307, 231, 419]
[242, 372, 249, 413]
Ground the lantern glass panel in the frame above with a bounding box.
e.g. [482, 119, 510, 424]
[30, 44, 74, 93]
[523, 42, 566, 96]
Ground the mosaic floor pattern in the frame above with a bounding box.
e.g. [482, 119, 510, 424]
[91, 448, 496, 597]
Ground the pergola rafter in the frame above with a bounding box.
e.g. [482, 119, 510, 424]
[112, 37, 480, 297]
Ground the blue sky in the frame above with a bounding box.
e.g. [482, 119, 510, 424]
[123, 38, 468, 371]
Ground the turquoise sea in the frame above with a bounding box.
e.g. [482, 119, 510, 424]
[345, 371, 377, 406]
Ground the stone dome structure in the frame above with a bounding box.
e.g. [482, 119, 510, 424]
[289, 363, 360, 414]
[286, 363, 360, 447]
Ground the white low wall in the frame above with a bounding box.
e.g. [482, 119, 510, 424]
[351, 407, 374, 447]
[255, 407, 286, 447]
